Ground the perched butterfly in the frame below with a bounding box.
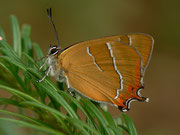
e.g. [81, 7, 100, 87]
[38, 8, 154, 112]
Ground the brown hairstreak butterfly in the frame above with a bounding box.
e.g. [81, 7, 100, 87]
[38, 8, 154, 112]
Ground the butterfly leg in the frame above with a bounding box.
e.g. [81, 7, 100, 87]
[38, 58, 49, 71]
[37, 66, 52, 83]
[56, 69, 66, 82]
[36, 55, 47, 63]
[67, 88, 76, 97]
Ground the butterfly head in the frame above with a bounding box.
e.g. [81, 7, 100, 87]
[48, 44, 60, 57]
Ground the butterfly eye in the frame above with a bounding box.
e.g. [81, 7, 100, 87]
[49, 47, 59, 56]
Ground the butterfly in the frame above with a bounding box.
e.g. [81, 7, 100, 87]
[38, 8, 154, 112]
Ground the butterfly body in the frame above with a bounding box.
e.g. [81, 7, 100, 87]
[44, 34, 154, 111]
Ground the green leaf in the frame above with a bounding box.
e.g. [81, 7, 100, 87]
[0, 98, 23, 107]
[22, 52, 38, 68]
[113, 116, 127, 133]
[0, 120, 23, 135]
[0, 40, 26, 70]
[21, 101, 66, 119]
[45, 79, 79, 119]
[0, 117, 64, 135]
[0, 60, 28, 92]
[21, 24, 33, 57]
[33, 42, 44, 66]
[20, 101, 72, 134]
[11, 15, 21, 57]
[81, 99, 115, 135]
[0, 39, 20, 57]
[0, 85, 40, 103]
[66, 117, 100, 135]
[33, 43, 44, 59]
[60, 91, 100, 133]
[122, 113, 138, 135]
[101, 109, 116, 126]
[0, 56, 26, 71]
[107, 125, 124, 135]
[0, 61, 20, 89]
[0, 110, 46, 126]
[26, 72, 79, 119]
[34, 85, 47, 103]
[59, 91, 93, 122]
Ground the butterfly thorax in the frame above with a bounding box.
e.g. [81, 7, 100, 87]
[47, 45, 66, 82]
[47, 55, 57, 76]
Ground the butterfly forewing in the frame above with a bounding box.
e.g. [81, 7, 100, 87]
[119, 34, 154, 72]
[64, 33, 154, 72]
[57, 33, 153, 111]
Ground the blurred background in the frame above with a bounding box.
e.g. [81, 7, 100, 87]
[0, 0, 179, 134]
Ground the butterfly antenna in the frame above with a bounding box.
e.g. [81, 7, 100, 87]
[47, 8, 60, 48]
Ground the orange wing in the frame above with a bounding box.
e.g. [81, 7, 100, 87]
[58, 33, 153, 111]
[117, 34, 154, 72]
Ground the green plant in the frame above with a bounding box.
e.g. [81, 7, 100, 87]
[0, 15, 138, 135]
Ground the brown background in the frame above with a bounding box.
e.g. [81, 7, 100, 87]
[0, 0, 180, 135]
